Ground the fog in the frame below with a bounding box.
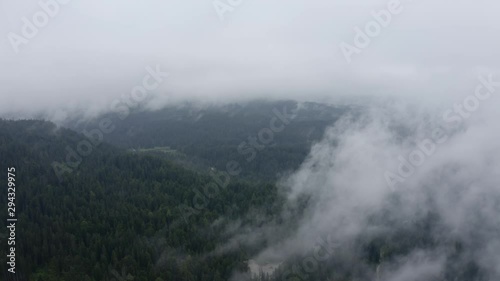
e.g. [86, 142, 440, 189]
[1, 0, 500, 117]
[227, 91, 500, 279]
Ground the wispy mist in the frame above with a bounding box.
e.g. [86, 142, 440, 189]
[229, 88, 500, 279]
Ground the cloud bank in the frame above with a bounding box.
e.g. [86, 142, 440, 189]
[1, 0, 500, 117]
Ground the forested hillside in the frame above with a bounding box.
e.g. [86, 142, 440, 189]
[67, 100, 351, 180]
[0, 119, 281, 281]
[0, 112, 494, 281]
[0, 105, 500, 281]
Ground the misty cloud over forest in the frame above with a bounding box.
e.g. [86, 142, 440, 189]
[225, 95, 500, 280]
[2, 1, 500, 280]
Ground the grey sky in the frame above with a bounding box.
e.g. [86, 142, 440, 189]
[0, 0, 499, 116]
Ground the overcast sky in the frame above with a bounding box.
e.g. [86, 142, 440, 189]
[1, 0, 499, 117]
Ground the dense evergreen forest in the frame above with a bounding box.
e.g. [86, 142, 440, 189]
[0, 103, 492, 281]
[0, 119, 282, 280]
[66, 100, 351, 180]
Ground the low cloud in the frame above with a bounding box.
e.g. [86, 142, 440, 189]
[230, 91, 500, 279]
[1, 1, 500, 117]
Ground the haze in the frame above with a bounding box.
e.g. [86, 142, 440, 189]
[1, 0, 500, 117]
